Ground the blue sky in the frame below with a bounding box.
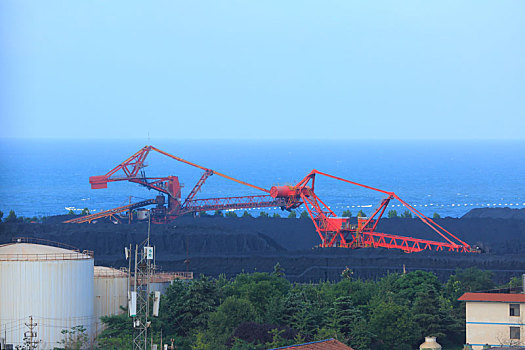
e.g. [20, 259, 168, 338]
[1, 1, 524, 140]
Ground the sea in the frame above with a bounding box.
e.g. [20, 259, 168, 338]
[0, 139, 524, 219]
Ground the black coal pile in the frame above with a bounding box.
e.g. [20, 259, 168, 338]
[1, 208, 524, 283]
[461, 207, 525, 220]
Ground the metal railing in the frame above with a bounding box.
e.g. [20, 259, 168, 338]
[0, 237, 94, 261]
[0, 251, 93, 261]
[10, 237, 81, 251]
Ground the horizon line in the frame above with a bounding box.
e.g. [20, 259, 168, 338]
[1, 136, 525, 142]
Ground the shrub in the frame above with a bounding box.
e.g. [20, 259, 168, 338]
[5, 210, 18, 223]
[387, 210, 398, 218]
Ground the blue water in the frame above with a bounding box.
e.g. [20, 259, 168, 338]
[0, 139, 524, 218]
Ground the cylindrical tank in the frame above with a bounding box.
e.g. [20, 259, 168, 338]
[93, 266, 128, 337]
[420, 336, 442, 350]
[0, 241, 94, 349]
[270, 186, 295, 198]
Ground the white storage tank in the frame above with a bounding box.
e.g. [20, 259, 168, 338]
[0, 240, 94, 349]
[93, 266, 128, 336]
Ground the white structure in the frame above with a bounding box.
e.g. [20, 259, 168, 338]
[419, 336, 442, 349]
[0, 241, 94, 349]
[459, 288, 525, 349]
[149, 272, 194, 294]
[93, 266, 128, 336]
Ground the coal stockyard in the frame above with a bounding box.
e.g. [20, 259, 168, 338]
[2, 208, 524, 284]
[2, 145, 524, 284]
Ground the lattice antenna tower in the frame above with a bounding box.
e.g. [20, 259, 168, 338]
[127, 213, 156, 350]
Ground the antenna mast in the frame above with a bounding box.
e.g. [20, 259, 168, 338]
[128, 211, 156, 350]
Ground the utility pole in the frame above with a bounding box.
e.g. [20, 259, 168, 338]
[127, 212, 157, 350]
[23, 316, 39, 350]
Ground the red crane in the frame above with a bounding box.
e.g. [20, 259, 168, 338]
[64, 145, 287, 223]
[269, 170, 477, 253]
[65, 145, 477, 254]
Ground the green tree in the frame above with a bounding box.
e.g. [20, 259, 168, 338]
[387, 210, 398, 218]
[259, 211, 269, 218]
[287, 211, 297, 219]
[265, 328, 288, 349]
[180, 276, 221, 335]
[333, 296, 373, 350]
[158, 281, 187, 337]
[283, 287, 330, 338]
[444, 268, 494, 305]
[207, 296, 258, 347]
[96, 312, 133, 349]
[225, 211, 238, 218]
[57, 325, 89, 350]
[508, 276, 524, 288]
[272, 213, 281, 218]
[357, 210, 366, 218]
[199, 211, 210, 217]
[369, 301, 420, 350]
[225, 272, 290, 324]
[242, 211, 252, 218]
[0, 210, 3, 221]
[214, 210, 224, 217]
[329, 278, 376, 314]
[391, 271, 441, 307]
[342, 210, 352, 218]
[81, 208, 90, 215]
[400, 210, 412, 218]
[433, 212, 441, 219]
[300, 211, 309, 219]
[229, 338, 258, 350]
[192, 331, 213, 350]
[412, 290, 446, 339]
[272, 262, 285, 277]
[67, 209, 75, 215]
[5, 210, 17, 223]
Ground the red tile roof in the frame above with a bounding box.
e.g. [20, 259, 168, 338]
[268, 338, 354, 350]
[458, 292, 525, 303]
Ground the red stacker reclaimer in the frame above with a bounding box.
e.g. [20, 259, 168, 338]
[65, 145, 478, 253]
[64, 145, 288, 224]
[269, 170, 478, 253]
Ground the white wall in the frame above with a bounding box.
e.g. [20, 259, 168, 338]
[466, 301, 524, 350]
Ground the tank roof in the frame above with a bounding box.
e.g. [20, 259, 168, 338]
[94, 266, 127, 278]
[0, 243, 93, 261]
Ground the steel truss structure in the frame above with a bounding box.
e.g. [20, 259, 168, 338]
[66, 145, 477, 253]
[130, 239, 155, 350]
[270, 170, 476, 253]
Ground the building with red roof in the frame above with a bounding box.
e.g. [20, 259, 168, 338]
[266, 338, 354, 350]
[458, 280, 525, 350]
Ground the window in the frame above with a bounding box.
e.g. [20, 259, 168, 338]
[510, 326, 520, 340]
[510, 303, 520, 317]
